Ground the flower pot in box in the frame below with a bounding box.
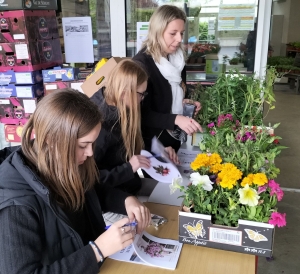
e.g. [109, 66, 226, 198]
[178, 209, 275, 257]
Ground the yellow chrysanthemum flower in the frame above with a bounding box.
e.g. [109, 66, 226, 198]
[190, 154, 210, 170]
[253, 173, 268, 186]
[208, 153, 222, 166]
[218, 163, 243, 189]
[209, 163, 223, 174]
[241, 174, 254, 187]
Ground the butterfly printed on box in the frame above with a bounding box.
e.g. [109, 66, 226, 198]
[183, 220, 206, 239]
[244, 229, 268, 243]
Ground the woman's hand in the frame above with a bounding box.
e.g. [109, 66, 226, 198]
[175, 115, 203, 135]
[94, 217, 135, 259]
[182, 99, 202, 116]
[164, 146, 180, 165]
[125, 196, 151, 234]
[129, 155, 151, 173]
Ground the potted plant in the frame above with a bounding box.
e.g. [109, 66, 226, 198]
[191, 67, 277, 127]
[170, 117, 286, 257]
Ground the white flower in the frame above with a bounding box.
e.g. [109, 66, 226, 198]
[169, 177, 183, 194]
[238, 184, 260, 206]
[190, 172, 213, 191]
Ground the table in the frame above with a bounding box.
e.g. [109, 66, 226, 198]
[100, 203, 257, 274]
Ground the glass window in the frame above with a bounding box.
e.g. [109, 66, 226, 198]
[59, 0, 111, 61]
[125, 0, 259, 75]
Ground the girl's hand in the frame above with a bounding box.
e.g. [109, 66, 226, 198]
[129, 155, 151, 173]
[182, 99, 202, 116]
[94, 218, 135, 259]
[125, 196, 151, 234]
[175, 115, 203, 135]
[164, 146, 180, 165]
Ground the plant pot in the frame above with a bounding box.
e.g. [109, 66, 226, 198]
[188, 57, 197, 64]
[178, 209, 275, 257]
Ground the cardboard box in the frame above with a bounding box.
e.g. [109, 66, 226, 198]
[0, 83, 44, 98]
[0, 10, 59, 43]
[0, 0, 58, 11]
[81, 57, 129, 97]
[0, 70, 43, 85]
[4, 124, 34, 142]
[0, 39, 63, 72]
[0, 97, 36, 124]
[44, 80, 84, 96]
[179, 210, 274, 257]
[42, 67, 89, 82]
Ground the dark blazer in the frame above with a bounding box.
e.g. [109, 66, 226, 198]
[0, 147, 130, 274]
[133, 49, 186, 150]
[90, 88, 142, 195]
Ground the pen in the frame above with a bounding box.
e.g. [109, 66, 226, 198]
[105, 222, 138, 230]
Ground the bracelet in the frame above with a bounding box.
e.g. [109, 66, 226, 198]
[89, 241, 104, 262]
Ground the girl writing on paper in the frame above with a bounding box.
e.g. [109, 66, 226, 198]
[90, 60, 179, 195]
[133, 5, 203, 152]
[0, 89, 151, 273]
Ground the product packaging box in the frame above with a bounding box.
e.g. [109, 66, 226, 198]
[81, 57, 129, 97]
[4, 124, 34, 142]
[42, 67, 89, 82]
[0, 39, 63, 72]
[178, 210, 274, 257]
[44, 80, 84, 96]
[0, 97, 36, 124]
[0, 70, 43, 85]
[0, 0, 58, 11]
[0, 83, 44, 98]
[0, 10, 59, 43]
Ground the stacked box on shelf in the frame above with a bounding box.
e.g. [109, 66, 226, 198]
[0, 10, 62, 72]
[0, 96, 37, 125]
[0, 70, 44, 98]
[0, 0, 58, 11]
[42, 67, 91, 95]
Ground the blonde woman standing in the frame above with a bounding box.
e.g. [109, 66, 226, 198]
[91, 60, 179, 195]
[133, 5, 202, 152]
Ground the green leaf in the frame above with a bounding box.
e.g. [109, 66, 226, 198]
[218, 208, 227, 216]
[248, 206, 256, 219]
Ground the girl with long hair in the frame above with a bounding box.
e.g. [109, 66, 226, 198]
[91, 59, 179, 195]
[0, 89, 151, 273]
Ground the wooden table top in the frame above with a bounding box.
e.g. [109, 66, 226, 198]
[100, 203, 256, 274]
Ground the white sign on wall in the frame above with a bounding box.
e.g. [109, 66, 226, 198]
[62, 17, 94, 63]
[136, 22, 149, 53]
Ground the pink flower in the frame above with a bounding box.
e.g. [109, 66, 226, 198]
[210, 131, 216, 135]
[268, 212, 286, 227]
[258, 185, 268, 194]
[208, 122, 215, 128]
[268, 180, 280, 189]
[268, 180, 284, 201]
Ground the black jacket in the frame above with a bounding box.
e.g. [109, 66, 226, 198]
[0, 148, 130, 274]
[90, 88, 142, 194]
[133, 49, 186, 150]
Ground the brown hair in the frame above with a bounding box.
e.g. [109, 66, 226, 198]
[142, 5, 186, 62]
[104, 59, 148, 160]
[22, 89, 102, 211]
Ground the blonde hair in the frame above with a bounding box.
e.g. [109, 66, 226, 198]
[104, 59, 148, 160]
[22, 89, 102, 211]
[142, 5, 186, 63]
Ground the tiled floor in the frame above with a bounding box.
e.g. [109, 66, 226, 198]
[257, 84, 300, 274]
